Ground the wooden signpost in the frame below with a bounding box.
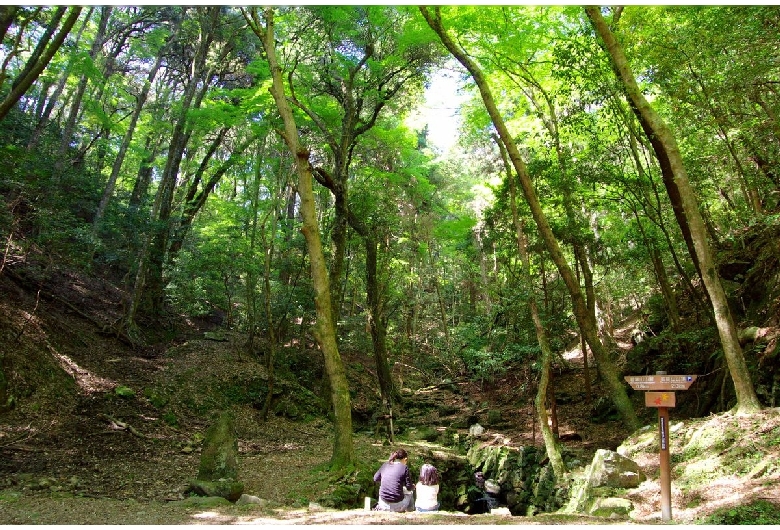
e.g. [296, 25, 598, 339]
[625, 372, 697, 522]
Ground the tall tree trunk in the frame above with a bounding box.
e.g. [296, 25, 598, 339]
[350, 213, 400, 408]
[0, 6, 16, 44]
[364, 235, 398, 412]
[93, 15, 182, 232]
[498, 135, 566, 480]
[249, 6, 353, 470]
[26, 7, 92, 151]
[258, 166, 280, 421]
[0, 7, 82, 123]
[587, 6, 761, 414]
[329, 187, 349, 322]
[422, 6, 639, 431]
[141, 7, 218, 318]
[244, 144, 265, 358]
[57, 7, 108, 167]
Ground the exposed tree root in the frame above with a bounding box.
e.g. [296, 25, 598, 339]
[99, 413, 152, 440]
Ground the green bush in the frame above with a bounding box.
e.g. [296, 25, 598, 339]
[162, 411, 179, 427]
[700, 500, 780, 525]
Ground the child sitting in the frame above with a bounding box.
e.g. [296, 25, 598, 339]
[415, 463, 440, 512]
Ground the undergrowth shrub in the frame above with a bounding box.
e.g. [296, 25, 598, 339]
[700, 500, 780, 525]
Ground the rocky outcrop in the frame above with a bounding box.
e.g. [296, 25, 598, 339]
[457, 441, 570, 516]
[564, 449, 645, 518]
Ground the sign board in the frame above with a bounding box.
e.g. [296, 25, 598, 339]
[645, 391, 676, 408]
[625, 372, 697, 523]
[625, 374, 697, 391]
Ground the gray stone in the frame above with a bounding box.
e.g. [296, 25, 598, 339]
[563, 449, 645, 515]
[588, 449, 645, 489]
[198, 411, 239, 482]
[469, 423, 485, 437]
[588, 497, 633, 518]
[236, 494, 270, 507]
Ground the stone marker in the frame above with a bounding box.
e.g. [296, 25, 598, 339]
[187, 410, 244, 502]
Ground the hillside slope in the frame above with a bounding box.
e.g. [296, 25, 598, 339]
[2, 226, 780, 524]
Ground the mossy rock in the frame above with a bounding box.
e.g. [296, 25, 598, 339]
[588, 497, 633, 518]
[187, 479, 244, 502]
[172, 495, 233, 507]
[198, 411, 239, 482]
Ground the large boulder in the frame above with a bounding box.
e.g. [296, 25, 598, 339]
[188, 411, 244, 502]
[198, 411, 240, 481]
[587, 449, 646, 489]
[564, 449, 645, 516]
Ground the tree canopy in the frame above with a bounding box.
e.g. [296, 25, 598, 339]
[2, 5, 780, 468]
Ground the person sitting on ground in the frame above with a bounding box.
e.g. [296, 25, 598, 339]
[415, 463, 440, 512]
[373, 448, 414, 512]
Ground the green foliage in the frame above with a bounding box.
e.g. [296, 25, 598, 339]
[114, 386, 135, 398]
[143, 388, 169, 408]
[2, 7, 779, 453]
[219, 378, 268, 407]
[455, 320, 540, 382]
[434, 216, 477, 243]
[700, 500, 780, 525]
[162, 411, 179, 427]
[315, 458, 378, 509]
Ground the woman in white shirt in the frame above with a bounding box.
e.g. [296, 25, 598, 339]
[415, 463, 440, 512]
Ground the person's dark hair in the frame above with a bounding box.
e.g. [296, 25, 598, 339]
[419, 463, 439, 486]
[389, 448, 408, 462]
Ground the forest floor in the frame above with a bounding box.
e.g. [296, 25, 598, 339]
[1, 259, 779, 525]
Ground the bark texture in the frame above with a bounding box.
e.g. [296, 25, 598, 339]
[421, 6, 639, 431]
[586, 6, 761, 414]
[250, 7, 354, 469]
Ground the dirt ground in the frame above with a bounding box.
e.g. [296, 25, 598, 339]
[1, 261, 778, 525]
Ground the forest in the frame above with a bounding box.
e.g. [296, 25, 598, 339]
[1, 5, 780, 525]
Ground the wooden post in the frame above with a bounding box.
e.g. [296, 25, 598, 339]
[658, 404, 672, 522]
[626, 372, 697, 523]
[655, 371, 672, 522]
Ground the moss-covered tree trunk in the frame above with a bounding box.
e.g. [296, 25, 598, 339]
[0, 7, 82, 123]
[498, 135, 566, 480]
[422, 6, 640, 432]
[586, 6, 761, 414]
[250, 7, 354, 469]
